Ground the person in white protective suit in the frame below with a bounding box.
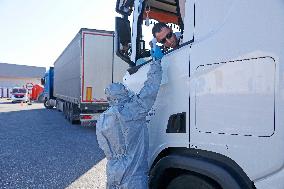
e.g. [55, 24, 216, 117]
[96, 60, 162, 189]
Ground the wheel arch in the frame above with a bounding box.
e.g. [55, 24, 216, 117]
[149, 147, 256, 189]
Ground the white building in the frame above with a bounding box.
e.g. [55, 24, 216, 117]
[0, 63, 46, 98]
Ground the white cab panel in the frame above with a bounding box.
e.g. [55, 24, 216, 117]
[195, 57, 275, 137]
[148, 45, 191, 165]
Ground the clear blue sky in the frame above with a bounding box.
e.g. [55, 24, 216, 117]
[0, 0, 118, 69]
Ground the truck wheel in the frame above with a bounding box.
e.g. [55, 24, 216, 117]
[167, 174, 221, 189]
[44, 99, 53, 109]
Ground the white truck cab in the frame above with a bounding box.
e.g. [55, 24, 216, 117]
[115, 0, 284, 188]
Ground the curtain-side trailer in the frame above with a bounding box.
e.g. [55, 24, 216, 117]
[43, 28, 127, 125]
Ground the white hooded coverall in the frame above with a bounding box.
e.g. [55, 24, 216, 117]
[96, 60, 162, 189]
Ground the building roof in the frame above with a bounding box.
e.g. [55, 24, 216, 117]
[0, 63, 46, 78]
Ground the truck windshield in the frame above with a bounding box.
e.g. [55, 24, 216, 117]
[12, 88, 27, 93]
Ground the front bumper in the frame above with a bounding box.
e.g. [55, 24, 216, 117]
[11, 96, 28, 102]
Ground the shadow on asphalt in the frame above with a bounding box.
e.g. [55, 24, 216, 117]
[0, 101, 14, 105]
[0, 108, 105, 189]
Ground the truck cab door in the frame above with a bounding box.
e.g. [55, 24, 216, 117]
[147, 0, 195, 163]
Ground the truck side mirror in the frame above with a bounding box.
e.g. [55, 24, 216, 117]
[115, 17, 135, 67]
[41, 78, 45, 85]
[116, 0, 134, 16]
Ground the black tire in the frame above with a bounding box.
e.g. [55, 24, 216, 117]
[66, 102, 70, 120]
[167, 174, 221, 189]
[63, 102, 67, 118]
[44, 99, 53, 109]
[56, 100, 61, 112]
[69, 103, 75, 124]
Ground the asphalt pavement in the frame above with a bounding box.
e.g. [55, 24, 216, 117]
[0, 99, 107, 189]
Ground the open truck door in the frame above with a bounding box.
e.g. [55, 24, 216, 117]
[114, 0, 284, 189]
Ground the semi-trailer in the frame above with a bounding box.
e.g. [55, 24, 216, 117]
[42, 28, 127, 125]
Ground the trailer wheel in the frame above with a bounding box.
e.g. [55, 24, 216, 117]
[56, 100, 61, 112]
[63, 102, 65, 117]
[63, 102, 68, 119]
[69, 104, 75, 124]
[66, 102, 70, 120]
[167, 174, 221, 189]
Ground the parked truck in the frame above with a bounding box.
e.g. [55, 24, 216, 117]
[42, 28, 128, 124]
[115, 0, 284, 188]
[42, 67, 54, 108]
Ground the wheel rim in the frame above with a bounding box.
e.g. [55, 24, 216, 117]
[44, 100, 49, 107]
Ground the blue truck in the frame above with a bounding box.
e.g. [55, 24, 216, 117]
[41, 67, 54, 109]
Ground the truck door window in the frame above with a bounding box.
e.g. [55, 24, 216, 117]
[115, 0, 187, 66]
[137, 0, 184, 60]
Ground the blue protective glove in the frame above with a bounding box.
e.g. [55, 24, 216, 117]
[150, 45, 164, 60]
[150, 38, 164, 60]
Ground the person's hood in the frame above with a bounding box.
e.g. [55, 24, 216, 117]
[105, 82, 130, 106]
